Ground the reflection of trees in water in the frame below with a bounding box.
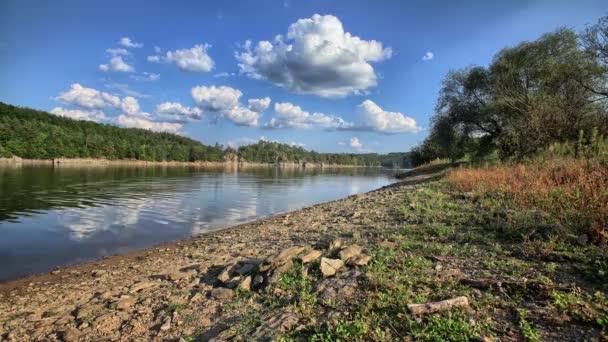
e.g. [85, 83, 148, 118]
[0, 165, 391, 222]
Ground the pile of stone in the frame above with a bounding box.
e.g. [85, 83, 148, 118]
[212, 239, 371, 294]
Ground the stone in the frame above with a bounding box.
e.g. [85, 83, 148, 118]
[347, 255, 371, 267]
[61, 328, 82, 342]
[300, 250, 322, 263]
[329, 239, 342, 251]
[339, 245, 363, 261]
[269, 246, 304, 267]
[91, 270, 107, 278]
[234, 263, 255, 276]
[217, 264, 236, 283]
[160, 317, 171, 331]
[224, 276, 242, 289]
[129, 281, 158, 293]
[210, 287, 234, 301]
[253, 274, 264, 289]
[115, 296, 136, 310]
[320, 257, 343, 277]
[238, 276, 252, 291]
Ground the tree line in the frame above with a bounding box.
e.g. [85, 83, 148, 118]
[0, 102, 411, 167]
[411, 16, 608, 166]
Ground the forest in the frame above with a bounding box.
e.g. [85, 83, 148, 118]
[0, 103, 411, 167]
[411, 16, 608, 166]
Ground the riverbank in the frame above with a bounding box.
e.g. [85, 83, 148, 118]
[1, 166, 606, 341]
[0, 157, 373, 169]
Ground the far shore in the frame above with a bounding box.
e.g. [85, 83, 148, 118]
[0, 157, 379, 169]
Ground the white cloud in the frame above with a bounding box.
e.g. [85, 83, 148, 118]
[247, 97, 271, 112]
[422, 51, 434, 61]
[99, 56, 134, 72]
[56, 83, 121, 109]
[156, 102, 203, 122]
[355, 100, 420, 134]
[337, 141, 346, 146]
[120, 96, 140, 115]
[154, 46, 162, 53]
[116, 114, 182, 133]
[190, 85, 261, 126]
[191, 85, 242, 112]
[106, 48, 130, 56]
[265, 102, 351, 129]
[149, 44, 214, 72]
[235, 14, 392, 97]
[118, 37, 143, 48]
[50, 107, 106, 122]
[224, 106, 260, 126]
[350, 137, 363, 148]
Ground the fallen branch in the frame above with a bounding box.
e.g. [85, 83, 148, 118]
[407, 296, 469, 315]
[459, 278, 573, 292]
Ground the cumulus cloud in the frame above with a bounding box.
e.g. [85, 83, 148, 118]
[50, 107, 106, 122]
[56, 83, 121, 109]
[355, 100, 420, 134]
[148, 44, 214, 72]
[265, 102, 351, 129]
[156, 102, 203, 122]
[191, 85, 242, 112]
[235, 14, 392, 97]
[247, 97, 271, 112]
[422, 51, 434, 61]
[55, 83, 181, 133]
[118, 37, 143, 48]
[190, 85, 261, 126]
[213, 72, 234, 78]
[99, 56, 134, 72]
[350, 137, 363, 148]
[116, 114, 182, 133]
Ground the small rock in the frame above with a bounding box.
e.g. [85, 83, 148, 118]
[160, 317, 171, 331]
[347, 255, 371, 267]
[224, 276, 242, 289]
[239, 276, 252, 291]
[129, 281, 158, 293]
[320, 257, 344, 277]
[91, 270, 107, 278]
[61, 328, 82, 342]
[115, 297, 136, 310]
[329, 239, 342, 251]
[269, 246, 305, 267]
[253, 274, 264, 289]
[217, 264, 235, 283]
[235, 263, 255, 276]
[339, 245, 363, 261]
[300, 250, 322, 263]
[210, 287, 235, 300]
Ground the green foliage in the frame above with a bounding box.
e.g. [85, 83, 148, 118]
[0, 102, 225, 162]
[237, 140, 412, 167]
[412, 17, 608, 166]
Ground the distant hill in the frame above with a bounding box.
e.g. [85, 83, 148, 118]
[0, 102, 411, 167]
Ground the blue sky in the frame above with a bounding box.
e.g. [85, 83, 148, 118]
[1, 0, 606, 153]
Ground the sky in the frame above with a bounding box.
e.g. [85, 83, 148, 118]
[0, 0, 606, 154]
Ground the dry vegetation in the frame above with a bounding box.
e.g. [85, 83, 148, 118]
[448, 158, 608, 243]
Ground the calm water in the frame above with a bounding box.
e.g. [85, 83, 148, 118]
[0, 165, 395, 281]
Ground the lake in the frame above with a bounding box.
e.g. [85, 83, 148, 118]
[0, 165, 396, 282]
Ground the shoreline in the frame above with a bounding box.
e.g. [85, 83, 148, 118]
[0, 157, 376, 169]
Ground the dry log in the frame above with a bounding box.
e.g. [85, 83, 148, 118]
[407, 296, 469, 315]
[459, 278, 573, 292]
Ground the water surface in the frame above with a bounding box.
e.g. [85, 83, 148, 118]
[0, 165, 395, 281]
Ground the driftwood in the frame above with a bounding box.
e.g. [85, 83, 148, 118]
[459, 278, 573, 292]
[407, 296, 469, 315]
